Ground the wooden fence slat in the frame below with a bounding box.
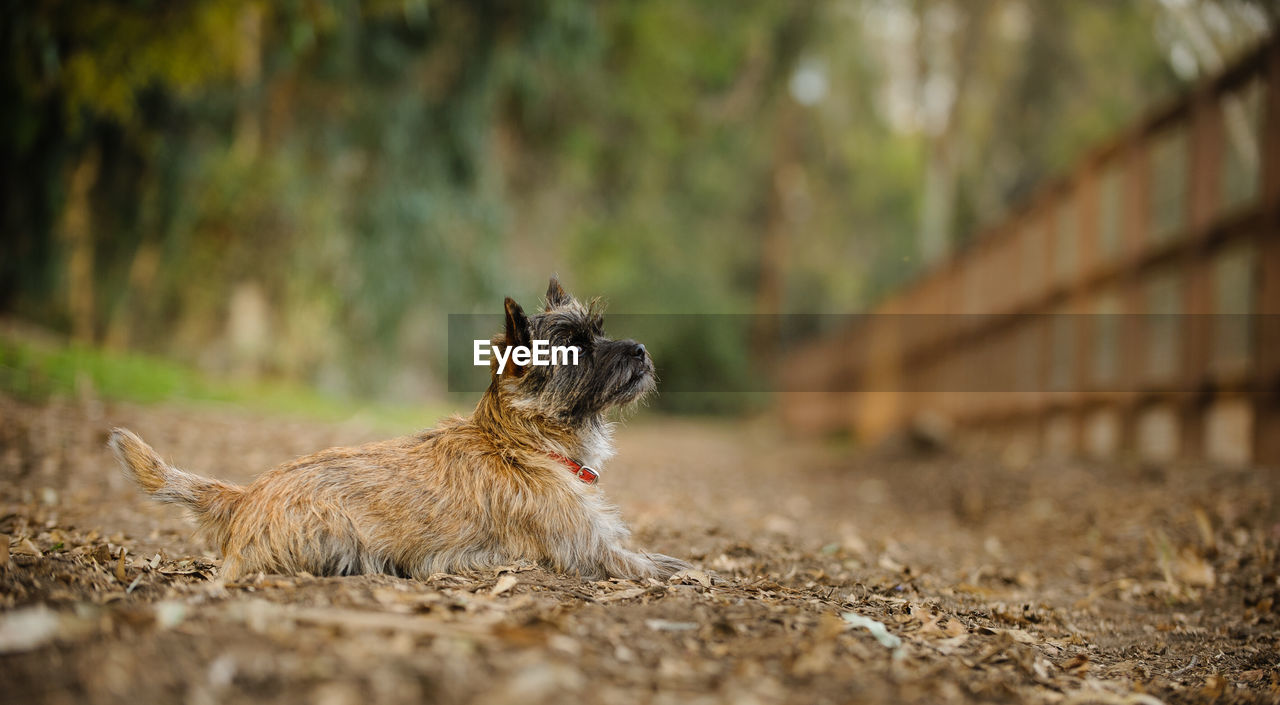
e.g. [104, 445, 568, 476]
[781, 37, 1280, 467]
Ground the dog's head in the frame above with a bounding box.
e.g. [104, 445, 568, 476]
[491, 277, 654, 420]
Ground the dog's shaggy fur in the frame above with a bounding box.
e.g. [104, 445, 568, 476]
[110, 278, 689, 581]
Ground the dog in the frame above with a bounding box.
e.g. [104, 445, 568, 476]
[109, 277, 689, 581]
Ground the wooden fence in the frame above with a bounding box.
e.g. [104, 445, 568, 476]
[781, 37, 1280, 466]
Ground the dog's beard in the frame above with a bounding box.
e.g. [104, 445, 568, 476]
[607, 361, 656, 407]
[559, 360, 655, 414]
[501, 363, 654, 420]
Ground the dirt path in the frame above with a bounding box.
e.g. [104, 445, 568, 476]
[2, 396, 1278, 704]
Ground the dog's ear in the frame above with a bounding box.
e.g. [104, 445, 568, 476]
[503, 297, 532, 351]
[545, 276, 570, 310]
[498, 297, 533, 377]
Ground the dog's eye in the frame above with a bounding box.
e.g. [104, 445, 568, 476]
[556, 331, 583, 348]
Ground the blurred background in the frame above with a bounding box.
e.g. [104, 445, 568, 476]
[7, 6, 1280, 700]
[1, 1, 1276, 429]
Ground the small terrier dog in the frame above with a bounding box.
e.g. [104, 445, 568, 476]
[110, 278, 689, 581]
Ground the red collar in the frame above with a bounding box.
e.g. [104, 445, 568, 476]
[548, 452, 599, 485]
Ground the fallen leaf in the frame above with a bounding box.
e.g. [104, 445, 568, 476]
[842, 613, 902, 649]
[1201, 674, 1227, 698]
[645, 619, 698, 632]
[11, 537, 40, 557]
[1061, 654, 1089, 675]
[1239, 669, 1267, 683]
[493, 562, 537, 575]
[1174, 551, 1214, 588]
[877, 555, 906, 573]
[490, 575, 518, 596]
[978, 626, 1038, 644]
[425, 573, 473, 587]
[912, 605, 967, 640]
[597, 587, 647, 603]
[158, 565, 208, 576]
[920, 617, 967, 639]
[932, 634, 969, 655]
[669, 569, 712, 588]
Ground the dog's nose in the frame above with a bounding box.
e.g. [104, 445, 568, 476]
[632, 343, 647, 359]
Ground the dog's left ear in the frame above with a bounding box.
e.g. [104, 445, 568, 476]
[504, 297, 532, 351]
[498, 297, 533, 377]
[545, 276, 570, 310]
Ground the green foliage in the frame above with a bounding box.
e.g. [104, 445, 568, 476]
[0, 332, 445, 432]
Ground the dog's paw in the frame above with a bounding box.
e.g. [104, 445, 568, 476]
[647, 552, 693, 579]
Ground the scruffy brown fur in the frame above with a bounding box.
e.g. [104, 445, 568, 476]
[110, 278, 689, 582]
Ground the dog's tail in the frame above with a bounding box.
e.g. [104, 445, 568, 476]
[108, 428, 244, 539]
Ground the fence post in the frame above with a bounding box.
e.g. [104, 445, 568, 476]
[1179, 84, 1222, 460]
[1254, 41, 1280, 467]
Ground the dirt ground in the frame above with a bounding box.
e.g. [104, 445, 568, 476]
[1, 395, 1277, 705]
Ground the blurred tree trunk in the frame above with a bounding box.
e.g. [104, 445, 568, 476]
[230, 5, 263, 162]
[918, 0, 990, 266]
[103, 241, 161, 351]
[753, 101, 800, 369]
[751, 0, 817, 369]
[62, 148, 100, 343]
[920, 135, 957, 265]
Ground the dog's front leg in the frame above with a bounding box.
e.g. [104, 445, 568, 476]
[549, 527, 690, 581]
[601, 547, 691, 581]
[644, 551, 692, 577]
[532, 487, 691, 581]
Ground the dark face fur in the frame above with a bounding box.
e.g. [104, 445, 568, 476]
[492, 277, 655, 421]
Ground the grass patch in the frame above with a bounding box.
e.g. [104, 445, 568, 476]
[0, 334, 453, 432]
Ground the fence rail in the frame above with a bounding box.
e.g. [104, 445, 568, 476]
[781, 37, 1280, 466]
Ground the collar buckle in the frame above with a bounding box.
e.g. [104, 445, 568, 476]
[548, 451, 599, 485]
